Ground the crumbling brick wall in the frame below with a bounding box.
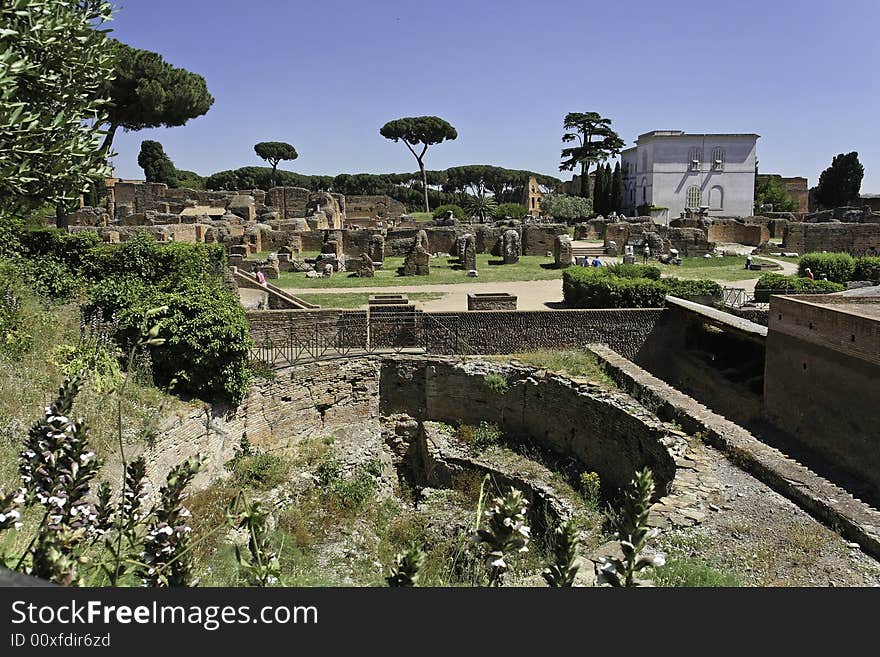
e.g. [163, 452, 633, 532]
[782, 222, 880, 255]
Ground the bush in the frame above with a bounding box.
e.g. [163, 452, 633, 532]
[562, 268, 667, 309]
[797, 252, 855, 283]
[663, 278, 722, 300]
[432, 204, 465, 221]
[19, 228, 100, 271]
[457, 421, 503, 452]
[483, 372, 509, 394]
[754, 273, 844, 302]
[854, 257, 880, 282]
[17, 257, 83, 300]
[493, 203, 528, 220]
[228, 452, 287, 490]
[605, 263, 661, 280]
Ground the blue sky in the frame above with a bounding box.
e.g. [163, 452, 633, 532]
[108, 0, 880, 191]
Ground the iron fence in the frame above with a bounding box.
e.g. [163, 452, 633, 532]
[249, 311, 474, 367]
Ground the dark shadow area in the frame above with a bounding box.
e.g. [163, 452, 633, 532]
[539, 262, 561, 270]
[487, 259, 505, 266]
[543, 300, 568, 309]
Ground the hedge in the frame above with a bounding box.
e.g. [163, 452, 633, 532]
[853, 256, 880, 282]
[563, 268, 667, 308]
[604, 263, 661, 280]
[663, 278, 722, 300]
[797, 252, 855, 283]
[754, 273, 844, 302]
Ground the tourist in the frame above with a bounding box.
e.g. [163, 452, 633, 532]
[592, 257, 602, 267]
[745, 255, 753, 270]
[256, 270, 267, 286]
[643, 244, 650, 264]
[581, 256, 590, 267]
[805, 267, 814, 280]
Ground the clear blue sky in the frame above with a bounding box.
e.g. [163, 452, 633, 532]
[108, 0, 880, 191]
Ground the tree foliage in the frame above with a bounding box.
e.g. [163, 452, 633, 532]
[610, 161, 623, 214]
[100, 39, 214, 152]
[0, 0, 115, 219]
[559, 112, 624, 200]
[137, 140, 178, 187]
[380, 116, 458, 212]
[755, 175, 797, 212]
[814, 152, 864, 209]
[540, 193, 592, 220]
[253, 141, 298, 188]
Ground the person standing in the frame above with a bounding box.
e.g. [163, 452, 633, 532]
[643, 244, 650, 264]
[805, 267, 814, 280]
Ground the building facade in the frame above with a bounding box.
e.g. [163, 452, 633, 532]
[620, 130, 759, 219]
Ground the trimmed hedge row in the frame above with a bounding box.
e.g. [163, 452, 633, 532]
[563, 268, 721, 308]
[754, 273, 844, 302]
[797, 252, 880, 284]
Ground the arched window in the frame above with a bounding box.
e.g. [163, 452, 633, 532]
[689, 147, 702, 171]
[686, 186, 702, 208]
[641, 177, 648, 204]
[709, 186, 723, 209]
[712, 147, 725, 170]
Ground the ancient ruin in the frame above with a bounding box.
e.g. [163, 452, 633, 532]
[502, 229, 520, 264]
[554, 234, 573, 267]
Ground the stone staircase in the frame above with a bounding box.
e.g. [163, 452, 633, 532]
[571, 242, 606, 259]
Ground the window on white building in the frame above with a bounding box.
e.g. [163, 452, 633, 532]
[641, 178, 647, 204]
[709, 186, 723, 209]
[641, 152, 647, 172]
[686, 185, 702, 208]
[712, 147, 724, 171]
[689, 147, 702, 171]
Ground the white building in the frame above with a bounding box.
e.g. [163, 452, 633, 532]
[620, 130, 759, 220]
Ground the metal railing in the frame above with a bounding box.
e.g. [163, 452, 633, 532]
[721, 287, 748, 308]
[250, 310, 475, 367]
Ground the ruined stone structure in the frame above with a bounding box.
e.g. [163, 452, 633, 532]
[522, 175, 543, 218]
[605, 221, 714, 256]
[706, 219, 769, 246]
[402, 243, 430, 276]
[368, 234, 385, 263]
[345, 195, 407, 222]
[783, 222, 880, 256]
[352, 253, 376, 278]
[502, 229, 520, 264]
[764, 294, 880, 498]
[462, 233, 477, 271]
[756, 174, 809, 213]
[554, 234, 573, 267]
[467, 293, 517, 311]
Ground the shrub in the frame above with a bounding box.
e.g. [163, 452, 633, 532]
[579, 471, 601, 509]
[483, 372, 509, 394]
[854, 256, 880, 282]
[432, 204, 465, 220]
[754, 273, 844, 302]
[493, 203, 528, 220]
[17, 257, 83, 300]
[228, 452, 287, 490]
[605, 263, 661, 280]
[19, 228, 100, 270]
[663, 278, 722, 300]
[0, 283, 33, 359]
[458, 421, 503, 452]
[562, 268, 667, 309]
[797, 252, 855, 283]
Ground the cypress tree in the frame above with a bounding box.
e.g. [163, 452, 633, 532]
[603, 163, 614, 216]
[593, 166, 606, 215]
[610, 161, 623, 213]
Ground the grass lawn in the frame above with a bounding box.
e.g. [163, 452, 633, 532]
[660, 255, 781, 282]
[275, 253, 562, 289]
[488, 349, 616, 388]
[295, 291, 446, 309]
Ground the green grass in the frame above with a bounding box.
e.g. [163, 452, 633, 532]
[296, 291, 445, 309]
[662, 255, 781, 282]
[494, 349, 615, 387]
[275, 253, 561, 289]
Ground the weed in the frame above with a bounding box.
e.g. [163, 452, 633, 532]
[483, 372, 509, 395]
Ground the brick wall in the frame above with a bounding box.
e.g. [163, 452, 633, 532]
[345, 195, 407, 220]
[783, 222, 880, 255]
[764, 296, 880, 496]
[707, 220, 769, 245]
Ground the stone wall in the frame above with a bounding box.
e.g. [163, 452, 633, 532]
[707, 220, 769, 246]
[245, 308, 665, 362]
[763, 295, 880, 498]
[522, 224, 568, 255]
[132, 358, 380, 495]
[345, 195, 406, 221]
[632, 304, 766, 428]
[782, 222, 880, 256]
[379, 356, 676, 491]
[266, 186, 311, 218]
